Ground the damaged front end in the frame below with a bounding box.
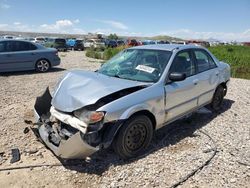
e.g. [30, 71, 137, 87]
[33, 70, 148, 159]
[33, 88, 101, 159]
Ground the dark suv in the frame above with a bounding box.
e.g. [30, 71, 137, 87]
[45, 38, 67, 52]
[74, 40, 84, 51]
[106, 40, 118, 48]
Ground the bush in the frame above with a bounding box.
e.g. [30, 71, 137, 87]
[208, 45, 250, 79]
[86, 46, 127, 61]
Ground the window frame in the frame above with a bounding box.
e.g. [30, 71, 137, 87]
[167, 49, 197, 79]
[192, 49, 217, 74]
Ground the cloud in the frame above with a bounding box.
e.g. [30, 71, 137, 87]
[39, 19, 85, 34]
[13, 22, 21, 25]
[73, 19, 80, 24]
[0, 19, 86, 34]
[159, 29, 250, 42]
[98, 20, 128, 30]
[0, 23, 8, 29]
[0, 3, 10, 9]
[40, 19, 73, 30]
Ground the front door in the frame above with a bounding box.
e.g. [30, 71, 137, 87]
[164, 50, 199, 122]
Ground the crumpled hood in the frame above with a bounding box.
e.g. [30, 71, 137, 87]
[52, 70, 146, 112]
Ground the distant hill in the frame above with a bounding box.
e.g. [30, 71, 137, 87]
[147, 35, 183, 41]
[121, 35, 183, 41]
[0, 30, 183, 41]
[0, 30, 86, 39]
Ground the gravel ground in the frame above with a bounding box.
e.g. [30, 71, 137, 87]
[0, 51, 249, 188]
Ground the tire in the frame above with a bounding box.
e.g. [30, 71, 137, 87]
[113, 115, 153, 159]
[35, 59, 50, 73]
[210, 85, 225, 111]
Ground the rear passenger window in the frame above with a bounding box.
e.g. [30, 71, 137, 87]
[169, 51, 195, 77]
[29, 43, 37, 50]
[18, 41, 31, 51]
[194, 50, 217, 73]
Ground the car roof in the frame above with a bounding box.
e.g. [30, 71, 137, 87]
[130, 44, 205, 51]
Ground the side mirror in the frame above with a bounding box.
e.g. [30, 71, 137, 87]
[169, 72, 186, 82]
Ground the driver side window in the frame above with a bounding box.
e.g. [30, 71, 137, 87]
[169, 51, 195, 77]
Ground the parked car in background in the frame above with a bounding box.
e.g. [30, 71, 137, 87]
[2, 35, 15, 39]
[117, 40, 125, 46]
[24, 37, 35, 42]
[84, 39, 105, 49]
[0, 39, 60, 73]
[156, 40, 167, 44]
[34, 37, 46, 45]
[33, 44, 230, 160]
[73, 39, 84, 51]
[126, 39, 138, 46]
[142, 40, 157, 45]
[45, 38, 67, 51]
[172, 41, 187, 45]
[106, 40, 118, 48]
[66, 38, 76, 50]
[137, 40, 143, 46]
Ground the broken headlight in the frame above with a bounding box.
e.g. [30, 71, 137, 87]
[74, 109, 105, 124]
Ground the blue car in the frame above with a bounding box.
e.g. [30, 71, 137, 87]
[0, 39, 61, 73]
[66, 39, 76, 49]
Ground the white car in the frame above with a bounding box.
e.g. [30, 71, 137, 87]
[34, 44, 230, 159]
[84, 39, 105, 49]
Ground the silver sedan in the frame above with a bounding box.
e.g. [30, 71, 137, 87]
[34, 44, 230, 159]
[0, 39, 60, 73]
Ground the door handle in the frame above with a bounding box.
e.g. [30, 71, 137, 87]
[31, 52, 36, 55]
[6, 54, 12, 57]
[193, 79, 199, 85]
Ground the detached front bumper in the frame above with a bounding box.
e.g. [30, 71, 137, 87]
[33, 88, 99, 159]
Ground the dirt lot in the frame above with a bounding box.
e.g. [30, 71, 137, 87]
[0, 51, 249, 188]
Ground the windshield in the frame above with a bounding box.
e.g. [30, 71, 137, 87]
[98, 49, 172, 82]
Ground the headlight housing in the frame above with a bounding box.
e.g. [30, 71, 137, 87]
[74, 109, 105, 124]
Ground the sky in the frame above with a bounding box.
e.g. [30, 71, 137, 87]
[0, 0, 250, 41]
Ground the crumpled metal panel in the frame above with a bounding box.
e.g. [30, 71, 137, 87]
[51, 70, 146, 112]
[38, 124, 98, 159]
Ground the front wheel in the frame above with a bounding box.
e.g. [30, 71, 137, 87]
[210, 85, 225, 111]
[113, 115, 153, 159]
[35, 59, 50, 72]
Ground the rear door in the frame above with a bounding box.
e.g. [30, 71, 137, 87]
[164, 50, 199, 122]
[192, 49, 219, 106]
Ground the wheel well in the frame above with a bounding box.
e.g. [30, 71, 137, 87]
[218, 82, 227, 96]
[129, 110, 157, 130]
[219, 82, 227, 89]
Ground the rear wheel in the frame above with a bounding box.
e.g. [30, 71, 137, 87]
[210, 85, 225, 111]
[113, 115, 153, 159]
[35, 59, 50, 72]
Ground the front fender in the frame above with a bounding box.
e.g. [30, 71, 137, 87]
[119, 103, 151, 120]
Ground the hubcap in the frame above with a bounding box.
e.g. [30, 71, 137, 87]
[37, 60, 49, 72]
[125, 123, 147, 151]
